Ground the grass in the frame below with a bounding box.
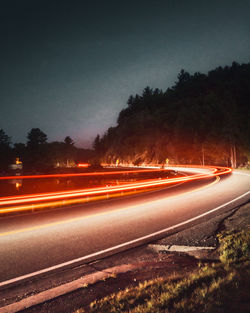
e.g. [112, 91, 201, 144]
[74, 230, 250, 313]
[218, 230, 250, 264]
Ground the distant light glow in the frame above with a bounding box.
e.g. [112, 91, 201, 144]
[77, 163, 90, 168]
[16, 158, 22, 165]
[15, 182, 21, 190]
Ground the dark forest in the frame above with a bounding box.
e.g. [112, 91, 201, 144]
[94, 62, 250, 167]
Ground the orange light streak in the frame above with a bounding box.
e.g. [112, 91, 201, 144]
[0, 168, 168, 180]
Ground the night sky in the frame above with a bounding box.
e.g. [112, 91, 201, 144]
[1, 0, 249, 148]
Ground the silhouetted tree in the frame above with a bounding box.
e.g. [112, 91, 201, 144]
[26, 128, 48, 171]
[0, 129, 12, 171]
[27, 128, 47, 148]
[93, 134, 100, 151]
[63, 136, 76, 166]
[0, 129, 11, 146]
[64, 136, 74, 146]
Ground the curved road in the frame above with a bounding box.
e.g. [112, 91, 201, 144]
[0, 167, 249, 288]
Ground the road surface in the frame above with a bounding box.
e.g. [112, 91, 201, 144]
[0, 167, 249, 288]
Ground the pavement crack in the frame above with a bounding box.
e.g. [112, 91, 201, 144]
[205, 207, 242, 244]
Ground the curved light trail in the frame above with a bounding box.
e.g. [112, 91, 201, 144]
[0, 168, 170, 180]
[0, 166, 232, 214]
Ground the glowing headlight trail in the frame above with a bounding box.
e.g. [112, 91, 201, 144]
[0, 166, 232, 214]
[0, 166, 222, 206]
[0, 167, 207, 204]
[0, 166, 230, 206]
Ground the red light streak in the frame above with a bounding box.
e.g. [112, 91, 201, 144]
[0, 166, 232, 214]
[0, 168, 168, 180]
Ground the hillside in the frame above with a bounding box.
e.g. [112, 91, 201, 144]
[95, 62, 250, 167]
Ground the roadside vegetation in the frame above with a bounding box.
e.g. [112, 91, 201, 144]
[75, 230, 250, 313]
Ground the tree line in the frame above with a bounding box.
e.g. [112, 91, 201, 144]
[94, 62, 250, 167]
[0, 128, 93, 173]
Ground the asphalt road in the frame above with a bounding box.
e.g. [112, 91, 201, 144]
[0, 168, 249, 286]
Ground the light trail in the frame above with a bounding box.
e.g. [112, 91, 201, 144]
[0, 166, 232, 214]
[0, 176, 221, 238]
[0, 168, 168, 180]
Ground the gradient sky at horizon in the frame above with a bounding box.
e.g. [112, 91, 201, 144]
[0, 0, 249, 148]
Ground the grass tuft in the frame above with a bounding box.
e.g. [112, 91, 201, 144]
[217, 230, 250, 263]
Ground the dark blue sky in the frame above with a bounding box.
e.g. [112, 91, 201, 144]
[0, 0, 249, 147]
